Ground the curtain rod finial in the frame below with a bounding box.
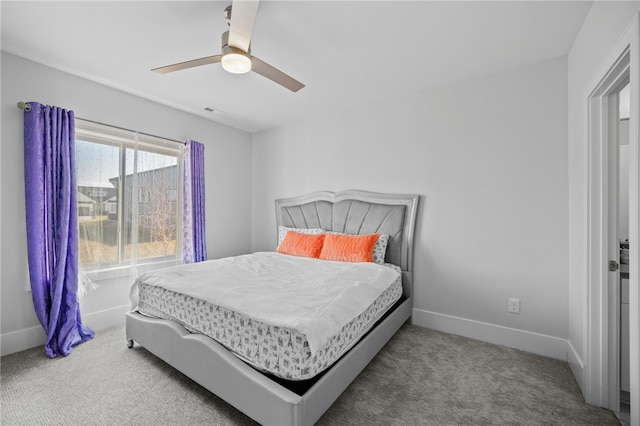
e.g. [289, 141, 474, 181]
[17, 102, 31, 112]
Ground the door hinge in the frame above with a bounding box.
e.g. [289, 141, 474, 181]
[609, 260, 619, 272]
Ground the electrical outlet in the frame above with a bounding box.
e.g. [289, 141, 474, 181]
[508, 298, 521, 314]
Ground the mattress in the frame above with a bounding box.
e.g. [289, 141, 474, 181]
[134, 253, 402, 380]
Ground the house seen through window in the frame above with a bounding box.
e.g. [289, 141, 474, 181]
[75, 120, 182, 270]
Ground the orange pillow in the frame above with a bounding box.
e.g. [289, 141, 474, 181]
[277, 231, 325, 258]
[318, 233, 379, 263]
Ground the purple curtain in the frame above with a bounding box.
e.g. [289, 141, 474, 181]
[23, 102, 94, 358]
[183, 140, 207, 263]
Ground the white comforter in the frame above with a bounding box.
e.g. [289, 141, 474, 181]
[130, 252, 400, 354]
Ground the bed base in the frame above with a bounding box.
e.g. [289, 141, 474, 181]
[127, 189, 419, 425]
[126, 296, 411, 426]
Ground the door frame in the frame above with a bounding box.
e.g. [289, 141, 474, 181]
[585, 13, 639, 425]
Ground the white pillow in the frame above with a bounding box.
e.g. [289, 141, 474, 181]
[372, 234, 390, 265]
[277, 225, 326, 247]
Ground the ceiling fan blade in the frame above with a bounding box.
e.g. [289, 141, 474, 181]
[251, 56, 305, 92]
[228, 0, 260, 52]
[152, 55, 222, 74]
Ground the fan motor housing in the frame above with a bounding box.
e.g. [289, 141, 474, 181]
[221, 31, 252, 74]
[221, 31, 251, 56]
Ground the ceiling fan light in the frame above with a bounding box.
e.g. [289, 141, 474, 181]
[222, 52, 252, 74]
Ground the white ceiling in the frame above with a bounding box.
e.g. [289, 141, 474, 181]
[1, 1, 592, 133]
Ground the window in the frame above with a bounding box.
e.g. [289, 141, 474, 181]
[75, 120, 183, 271]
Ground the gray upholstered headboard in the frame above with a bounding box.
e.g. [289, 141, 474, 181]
[275, 190, 419, 298]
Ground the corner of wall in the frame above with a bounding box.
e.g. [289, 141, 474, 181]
[568, 339, 585, 393]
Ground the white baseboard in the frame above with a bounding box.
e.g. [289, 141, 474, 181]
[412, 308, 569, 361]
[567, 340, 584, 392]
[3, 305, 569, 362]
[82, 304, 128, 332]
[0, 304, 128, 357]
[0, 325, 46, 357]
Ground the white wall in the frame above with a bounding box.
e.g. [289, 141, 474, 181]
[0, 52, 253, 355]
[567, 1, 640, 392]
[251, 57, 569, 359]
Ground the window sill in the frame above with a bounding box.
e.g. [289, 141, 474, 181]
[80, 259, 182, 283]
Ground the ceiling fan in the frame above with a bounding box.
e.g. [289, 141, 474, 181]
[152, 0, 305, 92]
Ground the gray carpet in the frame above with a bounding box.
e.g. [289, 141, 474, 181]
[1, 324, 619, 425]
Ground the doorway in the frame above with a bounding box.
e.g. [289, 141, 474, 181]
[618, 82, 631, 420]
[584, 14, 638, 426]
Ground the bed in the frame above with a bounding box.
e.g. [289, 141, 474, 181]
[125, 189, 419, 425]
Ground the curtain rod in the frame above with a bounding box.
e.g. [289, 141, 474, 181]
[16, 101, 186, 146]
